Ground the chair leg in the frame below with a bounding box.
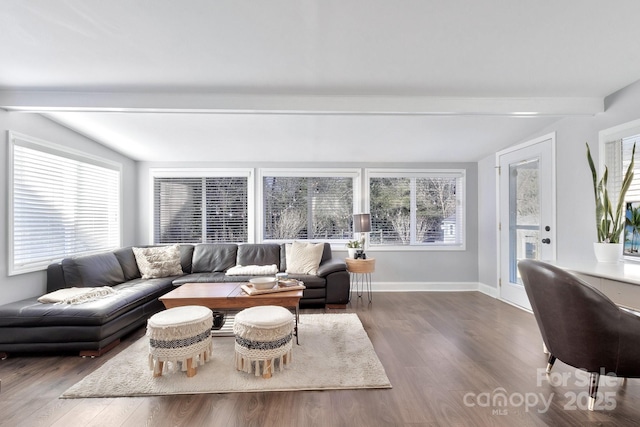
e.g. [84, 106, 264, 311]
[546, 354, 556, 374]
[588, 371, 600, 411]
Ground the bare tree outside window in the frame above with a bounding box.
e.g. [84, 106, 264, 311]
[514, 167, 539, 226]
[416, 177, 457, 243]
[369, 177, 410, 244]
[369, 173, 463, 246]
[263, 176, 353, 240]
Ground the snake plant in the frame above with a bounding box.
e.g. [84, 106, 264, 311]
[586, 142, 635, 243]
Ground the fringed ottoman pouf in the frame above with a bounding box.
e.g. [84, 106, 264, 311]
[147, 305, 213, 378]
[233, 305, 295, 379]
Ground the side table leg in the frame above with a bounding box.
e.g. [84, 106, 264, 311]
[349, 272, 372, 302]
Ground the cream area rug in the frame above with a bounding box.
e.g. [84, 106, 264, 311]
[61, 313, 391, 398]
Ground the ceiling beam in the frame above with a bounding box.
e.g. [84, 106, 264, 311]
[0, 90, 604, 116]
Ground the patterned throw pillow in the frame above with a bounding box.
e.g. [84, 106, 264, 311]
[285, 241, 324, 275]
[132, 245, 183, 279]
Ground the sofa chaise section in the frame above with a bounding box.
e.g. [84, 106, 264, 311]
[0, 242, 349, 356]
[0, 250, 178, 356]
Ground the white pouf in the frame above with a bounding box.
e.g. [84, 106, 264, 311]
[147, 305, 213, 377]
[233, 305, 295, 378]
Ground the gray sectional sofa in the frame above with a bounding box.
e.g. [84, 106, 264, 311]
[0, 243, 349, 356]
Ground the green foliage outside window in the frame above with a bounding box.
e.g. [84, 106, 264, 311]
[370, 176, 459, 245]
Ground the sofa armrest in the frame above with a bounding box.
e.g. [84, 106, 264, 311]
[324, 270, 350, 306]
[317, 258, 347, 277]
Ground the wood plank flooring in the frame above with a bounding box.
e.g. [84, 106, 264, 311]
[1, 292, 639, 426]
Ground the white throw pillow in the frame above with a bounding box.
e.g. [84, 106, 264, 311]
[132, 245, 183, 279]
[285, 241, 324, 275]
[226, 264, 279, 276]
[37, 286, 115, 304]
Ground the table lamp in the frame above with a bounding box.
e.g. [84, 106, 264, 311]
[353, 213, 371, 255]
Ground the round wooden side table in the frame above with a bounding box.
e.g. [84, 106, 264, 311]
[345, 258, 375, 303]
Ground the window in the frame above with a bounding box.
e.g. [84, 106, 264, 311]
[602, 129, 640, 260]
[367, 169, 465, 248]
[260, 169, 359, 241]
[601, 129, 640, 207]
[9, 132, 121, 275]
[152, 170, 252, 243]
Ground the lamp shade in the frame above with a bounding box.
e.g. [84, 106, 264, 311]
[353, 213, 371, 233]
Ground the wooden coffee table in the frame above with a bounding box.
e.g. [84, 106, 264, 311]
[159, 282, 302, 342]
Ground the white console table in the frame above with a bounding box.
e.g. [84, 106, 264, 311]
[554, 261, 640, 311]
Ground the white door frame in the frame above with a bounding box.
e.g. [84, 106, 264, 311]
[495, 132, 557, 308]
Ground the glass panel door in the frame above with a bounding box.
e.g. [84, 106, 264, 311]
[509, 159, 540, 284]
[499, 135, 555, 309]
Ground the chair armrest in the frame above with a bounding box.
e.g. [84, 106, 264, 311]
[316, 258, 347, 277]
[619, 306, 640, 317]
[615, 307, 640, 376]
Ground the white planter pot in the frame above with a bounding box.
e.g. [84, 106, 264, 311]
[347, 248, 358, 258]
[593, 242, 623, 263]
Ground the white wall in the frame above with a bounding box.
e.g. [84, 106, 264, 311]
[5, 78, 640, 305]
[0, 111, 138, 305]
[477, 155, 498, 289]
[137, 161, 479, 289]
[9, 75, 640, 305]
[477, 79, 640, 288]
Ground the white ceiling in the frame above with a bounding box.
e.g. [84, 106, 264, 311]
[2, 1, 640, 162]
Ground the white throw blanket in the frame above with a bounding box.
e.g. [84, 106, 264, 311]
[38, 286, 116, 304]
[225, 264, 279, 276]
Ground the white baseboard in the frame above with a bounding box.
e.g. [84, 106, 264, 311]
[369, 281, 498, 294]
[477, 282, 499, 298]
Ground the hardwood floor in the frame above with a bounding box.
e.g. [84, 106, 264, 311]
[1, 292, 639, 426]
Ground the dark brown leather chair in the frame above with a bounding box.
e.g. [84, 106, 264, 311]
[518, 259, 640, 410]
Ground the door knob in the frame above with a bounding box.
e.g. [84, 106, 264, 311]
[542, 238, 551, 244]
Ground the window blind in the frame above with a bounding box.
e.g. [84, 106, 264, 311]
[11, 134, 121, 274]
[369, 177, 411, 245]
[205, 177, 248, 242]
[604, 136, 640, 204]
[369, 171, 464, 246]
[623, 135, 640, 202]
[262, 176, 353, 240]
[154, 178, 203, 243]
[154, 176, 248, 243]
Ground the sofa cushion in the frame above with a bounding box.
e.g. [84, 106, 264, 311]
[179, 244, 195, 274]
[237, 244, 281, 267]
[113, 247, 141, 281]
[286, 241, 324, 275]
[172, 272, 227, 284]
[0, 277, 175, 328]
[320, 242, 332, 263]
[192, 244, 237, 272]
[132, 245, 183, 279]
[75, 252, 125, 287]
[61, 258, 84, 287]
